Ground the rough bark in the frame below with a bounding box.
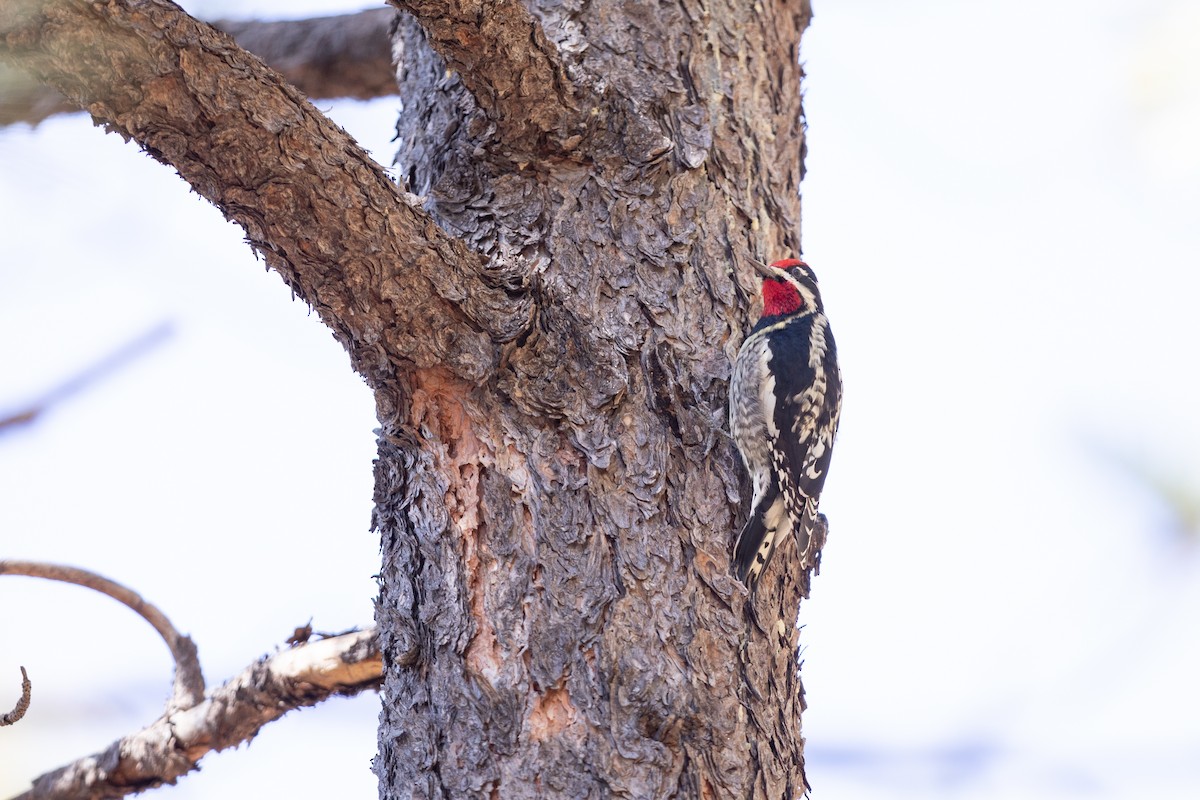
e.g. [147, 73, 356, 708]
[1, 0, 819, 797]
[386, 0, 581, 150]
[0, 9, 396, 127]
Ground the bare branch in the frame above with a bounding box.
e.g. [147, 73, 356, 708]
[0, 0, 533, 389]
[1, 561, 393, 795]
[0, 322, 172, 436]
[0, 561, 204, 710]
[15, 629, 389, 800]
[0, 9, 397, 128]
[213, 9, 396, 102]
[389, 0, 584, 147]
[1, 667, 32, 726]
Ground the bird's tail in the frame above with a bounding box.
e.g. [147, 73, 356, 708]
[733, 483, 781, 586]
[734, 515, 767, 584]
[735, 489, 826, 587]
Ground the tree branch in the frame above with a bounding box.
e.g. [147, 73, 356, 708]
[388, 0, 585, 149]
[0, 9, 397, 128]
[15, 629, 388, 800]
[213, 9, 396, 103]
[1, 667, 32, 726]
[0, 561, 204, 711]
[0, 0, 533, 389]
[0, 322, 172, 436]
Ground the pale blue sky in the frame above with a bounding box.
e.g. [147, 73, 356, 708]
[2, 1, 1198, 798]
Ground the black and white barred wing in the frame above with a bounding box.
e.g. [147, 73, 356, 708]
[768, 312, 841, 569]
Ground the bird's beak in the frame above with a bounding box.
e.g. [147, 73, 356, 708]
[749, 259, 777, 278]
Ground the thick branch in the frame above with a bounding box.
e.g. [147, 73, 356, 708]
[388, 0, 584, 148]
[16, 629, 388, 800]
[0, 0, 532, 389]
[0, 560, 204, 711]
[0, 9, 396, 128]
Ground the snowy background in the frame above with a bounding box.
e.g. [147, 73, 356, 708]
[3, 1, 1199, 798]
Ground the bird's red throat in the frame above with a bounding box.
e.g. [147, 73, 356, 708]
[762, 279, 803, 317]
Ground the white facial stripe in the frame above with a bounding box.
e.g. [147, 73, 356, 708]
[769, 267, 818, 312]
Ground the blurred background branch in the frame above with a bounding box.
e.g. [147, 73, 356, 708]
[0, 322, 172, 436]
[0, 8, 396, 128]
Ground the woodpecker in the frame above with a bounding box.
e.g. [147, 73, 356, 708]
[729, 258, 842, 587]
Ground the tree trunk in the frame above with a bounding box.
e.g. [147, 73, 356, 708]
[0, 0, 818, 796]
[375, 3, 814, 797]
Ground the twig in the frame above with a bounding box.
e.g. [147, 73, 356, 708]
[1, 666, 31, 726]
[16, 629, 387, 800]
[0, 561, 204, 710]
[0, 322, 173, 435]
